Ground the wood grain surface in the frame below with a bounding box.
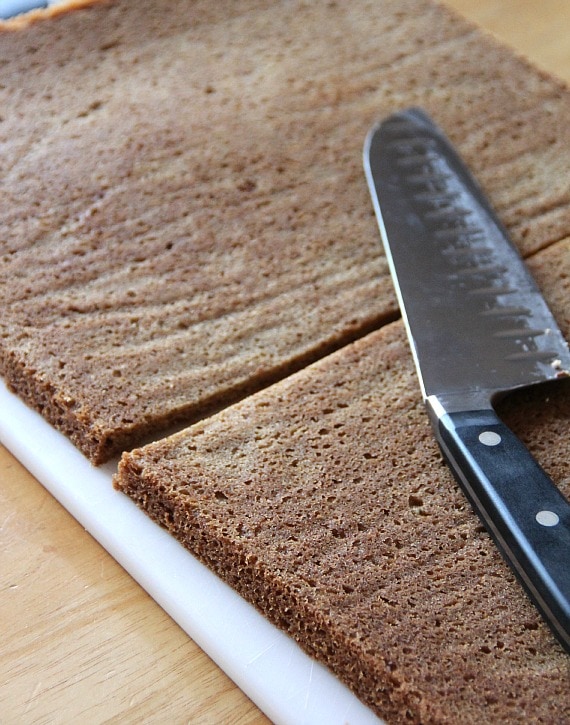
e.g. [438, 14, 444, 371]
[1, 2, 569, 723]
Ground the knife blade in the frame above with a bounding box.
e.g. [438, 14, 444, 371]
[363, 107, 570, 653]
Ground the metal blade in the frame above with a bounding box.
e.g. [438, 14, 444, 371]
[364, 108, 570, 412]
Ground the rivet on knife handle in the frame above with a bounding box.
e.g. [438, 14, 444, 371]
[363, 107, 570, 653]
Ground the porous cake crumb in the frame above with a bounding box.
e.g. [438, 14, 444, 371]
[115, 232, 570, 725]
[116, 305, 570, 723]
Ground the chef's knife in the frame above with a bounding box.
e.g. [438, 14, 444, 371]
[363, 107, 570, 653]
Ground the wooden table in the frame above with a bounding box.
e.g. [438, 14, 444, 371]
[1, 2, 569, 722]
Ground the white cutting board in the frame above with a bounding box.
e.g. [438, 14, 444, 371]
[0, 379, 383, 725]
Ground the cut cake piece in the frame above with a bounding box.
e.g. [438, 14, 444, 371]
[2, 0, 570, 462]
[115, 239, 570, 724]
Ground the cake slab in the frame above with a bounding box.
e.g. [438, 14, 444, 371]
[0, 378, 383, 725]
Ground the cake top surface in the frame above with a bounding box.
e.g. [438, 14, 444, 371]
[1, 0, 570, 462]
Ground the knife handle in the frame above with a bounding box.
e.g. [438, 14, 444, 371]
[435, 408, 570, 654]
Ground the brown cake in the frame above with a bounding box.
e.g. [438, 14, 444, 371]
[115, 238, 570, 723]
[2, 0, 570, 721]
[1, 0, 570, 462]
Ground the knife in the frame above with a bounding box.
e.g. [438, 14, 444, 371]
[363, 107, 570, 653]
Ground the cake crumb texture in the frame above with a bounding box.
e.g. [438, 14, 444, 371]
[2, 0, 570, 461]
[116, 236, 570, 724]
[116, 241, 570, 722]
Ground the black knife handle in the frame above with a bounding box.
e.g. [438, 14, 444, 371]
[435, 408, 570, 654]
